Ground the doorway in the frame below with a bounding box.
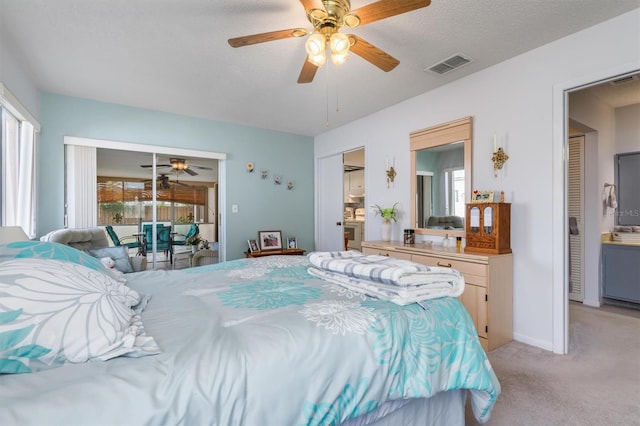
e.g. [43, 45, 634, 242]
[557, 70, 640, 353]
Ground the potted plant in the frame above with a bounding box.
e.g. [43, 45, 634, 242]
[185, 234, 202, 253]
[371, 203, 399, 241]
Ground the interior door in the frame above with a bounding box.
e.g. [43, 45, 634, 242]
[316, 153, 344, 251]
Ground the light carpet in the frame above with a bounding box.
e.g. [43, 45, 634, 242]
[466, 302, 640, 426]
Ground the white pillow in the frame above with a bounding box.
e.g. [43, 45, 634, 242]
[86, 246, 134, 274]
[0, 258, 159, 374]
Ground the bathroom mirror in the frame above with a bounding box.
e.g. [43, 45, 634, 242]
[410, 117, 472, 238]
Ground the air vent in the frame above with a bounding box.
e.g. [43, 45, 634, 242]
[426, 54, 472, 75]
[610, 74, 639, 86]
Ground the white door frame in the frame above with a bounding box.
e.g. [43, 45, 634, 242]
[551, 63, 639, 354]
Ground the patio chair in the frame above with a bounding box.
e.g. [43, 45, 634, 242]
[172, 223, 200, 247]
[105, 225, 141, 251]
[144, 224, 173, 263]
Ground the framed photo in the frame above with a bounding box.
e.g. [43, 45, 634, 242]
[471, 190, 494, 203]
[258, 230, 283, 251]
[287, 237, 297, 249]
[247, 239, 259, 253]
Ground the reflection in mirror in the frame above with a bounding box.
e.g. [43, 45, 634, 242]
[415, 142, 465, 229]
[410, 117, 472, 238]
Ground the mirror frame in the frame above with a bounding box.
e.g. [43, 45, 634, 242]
[410, 116, 473, 238]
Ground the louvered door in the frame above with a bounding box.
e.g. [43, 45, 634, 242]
[568, 136, 584, 302]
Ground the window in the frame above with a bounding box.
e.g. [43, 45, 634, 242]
[444, 167, 465, 218]
[1, 83, 39, 237]
[96, 177, 208, 226]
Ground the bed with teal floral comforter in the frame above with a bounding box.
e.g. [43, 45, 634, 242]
[0, 255, 499, 425]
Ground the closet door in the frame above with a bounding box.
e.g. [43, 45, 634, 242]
[568, 136, 584, 302]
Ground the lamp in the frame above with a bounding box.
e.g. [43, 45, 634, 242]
[305, 30, 351, 68]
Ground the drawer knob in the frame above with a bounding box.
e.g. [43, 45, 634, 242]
[437, 261, 452, 268]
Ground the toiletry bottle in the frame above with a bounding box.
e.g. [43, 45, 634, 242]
[443, 234, 450, 248]
[456, 236, 462, 250]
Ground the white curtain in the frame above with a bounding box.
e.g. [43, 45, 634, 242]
[17, 122, 36, 237]
[65, 144, 97, 228]
[2, 112, 37, 238]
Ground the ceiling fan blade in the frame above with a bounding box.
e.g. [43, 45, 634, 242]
[299, 0, 324, 13]
[351, 0, 430, 26]
[228, 28, 308, 48]
[192, 165, 213, 170]
[348, 35, 399, 72]
[298, 58, 319, 84]
[183, 168, 198, 176]
[140, 164, 171, 168]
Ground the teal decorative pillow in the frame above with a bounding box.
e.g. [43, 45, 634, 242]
[0, 258, 160, 374]
[0, 241, 107, 272]
[86, 246, 134, 274]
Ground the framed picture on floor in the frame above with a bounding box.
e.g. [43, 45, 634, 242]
[258, 230, 282, 251]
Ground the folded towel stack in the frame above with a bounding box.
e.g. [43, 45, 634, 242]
[307, 250, 465, 305]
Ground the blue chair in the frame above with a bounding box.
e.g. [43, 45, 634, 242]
[172, 224, 200, 246]
[105, 226, 140, 251]
[144, 224, 173, 263]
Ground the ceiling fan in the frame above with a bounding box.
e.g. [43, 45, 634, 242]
[145, 174, 191, 190]
[140, 158, 213, 176]
[228, 0, 431, 84]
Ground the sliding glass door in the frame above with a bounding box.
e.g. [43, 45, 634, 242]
[64, 137, 225, 269]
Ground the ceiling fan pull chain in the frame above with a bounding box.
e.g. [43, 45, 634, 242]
[325, 62, 330, 127]
[336, 66, 340, 113]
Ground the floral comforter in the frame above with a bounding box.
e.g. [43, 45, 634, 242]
[0, 255, 499, 425]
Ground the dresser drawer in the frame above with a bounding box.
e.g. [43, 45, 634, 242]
[362, 247, 412, 260]
[411, 254, 487, 285]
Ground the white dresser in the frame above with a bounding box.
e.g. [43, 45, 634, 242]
[361, 241, 513, 352]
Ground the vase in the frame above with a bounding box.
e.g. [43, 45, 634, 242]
[191, 245, 197, 253]
[381, 220, 392, 242]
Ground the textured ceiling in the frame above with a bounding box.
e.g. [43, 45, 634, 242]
[1, 0, 639, 136]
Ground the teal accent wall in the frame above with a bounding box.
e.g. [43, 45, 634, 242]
[38, 93, 314, 260]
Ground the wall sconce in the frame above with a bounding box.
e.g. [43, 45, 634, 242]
[385, 157, 397, 188]
[491, 133, 509, 177]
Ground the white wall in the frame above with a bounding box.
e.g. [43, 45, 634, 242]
[0, 33, 40, 119]
[314, 9, 640, 351]
[616, 104, 640, 153]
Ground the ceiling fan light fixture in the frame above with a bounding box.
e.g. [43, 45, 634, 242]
[330, 32, 350, 55]
[308, 52, 327, 67]
[305, 32, 326, 57]
[331, 51, 349, 65]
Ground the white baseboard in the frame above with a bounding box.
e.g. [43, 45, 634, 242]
[513, 332, 553, 352]
[582, 298, 601, 307]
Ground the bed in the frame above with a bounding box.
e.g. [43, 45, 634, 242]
[0, 240, 499, 425]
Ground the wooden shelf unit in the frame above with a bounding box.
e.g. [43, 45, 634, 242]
[245, 248, 305, 258]
[361, 240, 513, 352]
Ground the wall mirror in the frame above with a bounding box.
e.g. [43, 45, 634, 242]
[410, 116, 472, 238]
